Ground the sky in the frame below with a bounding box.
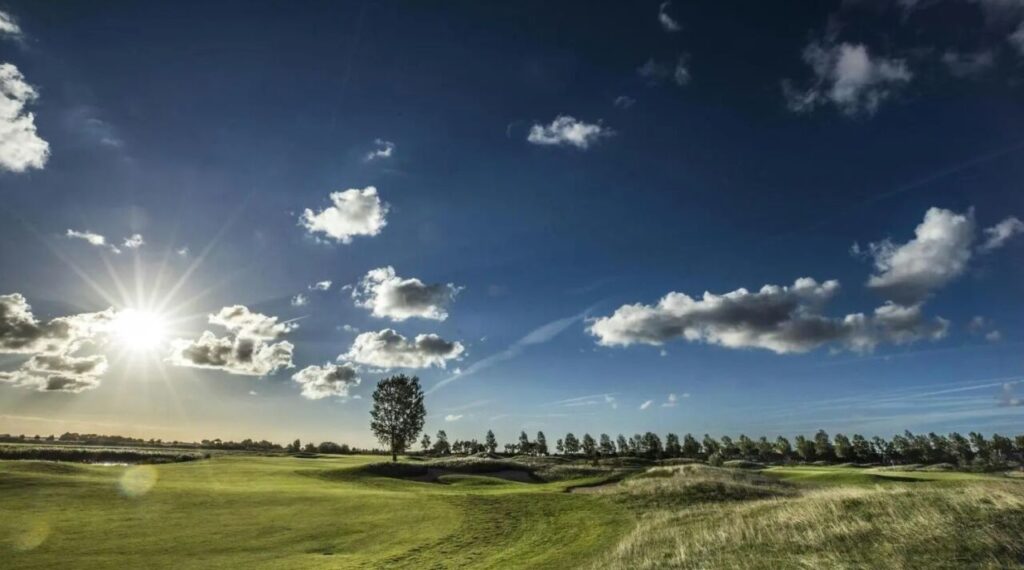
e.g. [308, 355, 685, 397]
[0, 1, 1022, 448]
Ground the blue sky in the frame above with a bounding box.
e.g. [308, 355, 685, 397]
[0, 1, 1022, 446]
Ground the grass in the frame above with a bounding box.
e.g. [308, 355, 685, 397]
[2, 455, 1021, 568]
[0, 454, 629, 569]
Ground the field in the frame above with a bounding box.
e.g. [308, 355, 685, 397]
[1, 455, 1022, 569]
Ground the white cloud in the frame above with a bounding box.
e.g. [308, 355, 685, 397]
[122, 233, 145, 249]
[785, 41, 911, 115]
[0, 10, 22, 38]
[527, 115, 612, 149]
[209, 305, 297, 340]
[986, 330, 1003, 342]
[639, 399, 654, 410]
[167, 332, 294, 377]
[589, 278, 948, 355]
[0, 293, 117, 392]
[658, 2, 680, 32]
[638, 56, 690, 86]
[979, 216, 1024, 252]
[941, 50, 995, 77]
[345, 328, 464, 369]
[353, 266, 461, 321]
[444, 414, 463, 422]
[291, 362, 360, 400]
[166, 305, 297, 377]
[864, 207, 975, 304]
[309, 280, 332, 291]
[364, 138, 395, 162]
[661, 393, 679, 408]
[613, 95, 636, 109]
[66, 229, 121, 254]
[176, 247, 190, 257]
[300, 186, 389, 244]
[0, 63, 49, 172]
[291, 294, 308, 307]
[1010, 21, 1024, 55]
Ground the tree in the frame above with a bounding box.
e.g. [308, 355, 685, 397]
[833, 433, 852, 461]
[794, 435, 815, 461]
[599, 433, 616, 456]
[616, 434, 629, 455]
[420, 433, 432, 452]
[642, 432, 663, 459]
[288, 438, 301, 453]
[737, 434, 755, 459]
[719, 435, 738, 458]
[851, 434, 873, 462]
[813, 430, 834, 461]
[581, 433, 597, 458]
[665, 433, 681, 458]
[774, 436, 792, 461]
[518, 431, 532, 455]
[702, 434, 720, 457]
[564, 433, 580, 455]
[485, 430, 498, 454]
[370, 375, 427, 462]
[433, 430, 451, 455]
[682, 434, 701, 458]
[536, 431, 549, 455]
[556, 439, 564, 454]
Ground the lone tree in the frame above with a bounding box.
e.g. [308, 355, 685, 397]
[370, 374, 426, 462]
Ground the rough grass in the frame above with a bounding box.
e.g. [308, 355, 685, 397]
[594, 465, 1024, 569]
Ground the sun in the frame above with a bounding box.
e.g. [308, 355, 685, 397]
[111, 308, 168, 352]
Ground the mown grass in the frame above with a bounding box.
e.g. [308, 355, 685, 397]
[0, 454, 629, 569]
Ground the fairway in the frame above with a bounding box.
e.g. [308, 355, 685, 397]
[0, 455, 630, 569]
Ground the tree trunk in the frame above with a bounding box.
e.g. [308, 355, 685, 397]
[392, 447, 397, 462]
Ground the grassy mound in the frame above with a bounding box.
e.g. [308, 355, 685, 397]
[595, 480, 1024, 569]
[614, 464, 795, 508]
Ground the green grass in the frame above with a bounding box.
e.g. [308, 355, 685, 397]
[0, 455, 629, 569]
[3, 456, 1022, 569]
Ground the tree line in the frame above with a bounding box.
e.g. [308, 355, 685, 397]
[415, 428, 1024, 469]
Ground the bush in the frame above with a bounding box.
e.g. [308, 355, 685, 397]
[0, 445, 205, 464]
[723, 459, 765, 470]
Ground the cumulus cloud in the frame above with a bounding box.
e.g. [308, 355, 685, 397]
[863, 208, 975, 304]
[345, 328, 464, 369]
[0, 63, 49, 172]
[589, 278, 948, 355]
[353, 266, 461, 321]
[0, 10, 22, 38]
[658, 2, 680, 31]
[784, 41, 911, 115]
[979, 216, 1024, 252]
[66, 229, 120, 253]
[291, 362, 360, 400]
[527, 116, 612, 149]
[637, 56, 690, 86]
[300, 186, 389, 244]
[291, 294, 308, 307]
[122, 233, 144, 250]
[444, 414, 463, 422]
[166, 305, 296, 377]
[639, 400, 654, 410]
[941, 50, 995, 78]
[309, 280, 332, 291]
[364, 138, 395, 161]
[661, 393, 679, 408]
[1010, 22, 1024, 55]
[0, 293, 116, 392]
[968, 315, 1002, 342]
[209, 305, 297, 340]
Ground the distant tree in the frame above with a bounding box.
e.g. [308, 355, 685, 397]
[288, 438, 301, 453]
[948, 432, 973, 466]
[719, 435, 738, 459]
[642, 432, 663, 459]
[556, 438, 564, 455]
[420, 433, 432, 452]
[737, 435, 755, 459]
[774, 436, 792, 461]
[433, 430, 451, 455]
[599, 433, 616, 456]
[702, 434, 720, 457]
[536, 432, 549, 455]
[681, 434, 701, 458]
[665, 433, 681, 458]
[581, 433, 597, 458]
[370, 375, 427, 462]
[485, 430, 498, 454]
[616, 434, 629, 455]
[303, 442, 317, 453]
[756, 436, 774, 462]
[564, 433, 580, 455]
[872, 436, 894, 464]
[517, 431, 532, 455]
[833, 433, 852, 461]
[813, 430, 834, 461]
[969, 432, 989, 462]
[630, 434, 643, 456]
[794, 435, 815, 461]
